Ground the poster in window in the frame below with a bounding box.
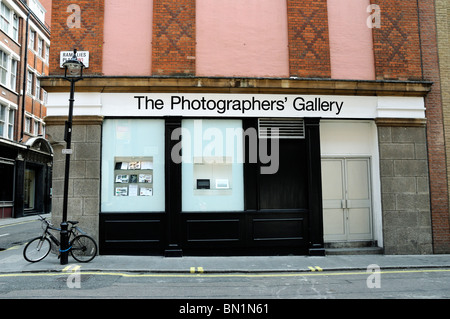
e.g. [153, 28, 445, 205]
[113, 156, 153, 197]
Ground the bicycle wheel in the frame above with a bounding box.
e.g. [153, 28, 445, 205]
[23, 237, 51, 262]
[70, 235, 97, 263]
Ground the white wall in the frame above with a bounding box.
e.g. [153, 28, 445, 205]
[320, 120, 383, 246]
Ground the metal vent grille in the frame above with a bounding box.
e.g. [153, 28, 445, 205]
[258, 118, 305, 139]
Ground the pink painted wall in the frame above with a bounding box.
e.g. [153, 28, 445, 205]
[39, 0, 52, 27]
[103, 0, 152, 76]
[196, 0, 289, 77]
[327, 0, 375, 80]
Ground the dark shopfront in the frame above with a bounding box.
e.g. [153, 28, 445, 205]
[0, 137, 52, 219]
[99, 117, 324, 256]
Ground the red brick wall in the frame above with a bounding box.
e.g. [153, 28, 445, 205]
[152, 0, 195, 76]
[287, 0, 331, 78]
[370, 0, 422, 80]
[49, 0, 104, 75]
[418, 0, 450, 253]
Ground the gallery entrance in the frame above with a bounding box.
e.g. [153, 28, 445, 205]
[100, 117, 324, 256]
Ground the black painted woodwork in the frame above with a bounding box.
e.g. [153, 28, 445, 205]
[99, 212, 166, 255]
[164, 117, 183, 256]
[99, 117, 324, 256]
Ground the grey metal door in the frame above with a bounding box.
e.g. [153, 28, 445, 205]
[321, 158, 372, 242]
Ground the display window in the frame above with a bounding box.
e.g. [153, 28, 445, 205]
[101, 119, 165, 212]
[181, 119, 244, 212]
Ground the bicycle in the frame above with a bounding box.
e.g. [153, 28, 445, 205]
[23, 215, 97, 263]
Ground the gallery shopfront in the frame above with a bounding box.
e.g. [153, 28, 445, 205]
[43, 77, 432, 256]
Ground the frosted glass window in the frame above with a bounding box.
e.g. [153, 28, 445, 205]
[181, 119, 244, 212]
[101, 119, 165, 212]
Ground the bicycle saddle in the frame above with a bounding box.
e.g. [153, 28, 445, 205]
[68, 220, 79, 225]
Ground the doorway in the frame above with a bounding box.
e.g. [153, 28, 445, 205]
[321, 158, 373, 242]
[24, 168, 36, 210]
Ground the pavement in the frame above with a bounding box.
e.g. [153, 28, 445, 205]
[1, 215, 450, 274]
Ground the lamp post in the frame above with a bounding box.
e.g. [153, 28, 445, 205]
[60, 49, 85, 265]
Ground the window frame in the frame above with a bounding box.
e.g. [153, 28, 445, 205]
[33, 119, 38, 136]
[29, 30, 36, 51]
[45, 45, 49, 63]
[9, 58, 16, 90]
[7, 107, 14, 139]
[0, 103, 6, 137]
[0, 103, 16, 139]
[0, 3, 19, 42]
[38, 38, 43, 57]
[11, 12, 17, 41]
[24, 114, 31, 134]
[26, 71, 33, 95]
[0, 50, 8, 86]
[35, 77, 40, 100]
[0, 2, 10, 35]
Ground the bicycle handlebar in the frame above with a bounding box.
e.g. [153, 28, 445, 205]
[38, 215, 83, 233]
[38, 215, 60, 231]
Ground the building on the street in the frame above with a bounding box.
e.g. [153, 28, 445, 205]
[41, 0, 449, 255]
[435, 0, 450, 254]
[0, 0, 52, 219]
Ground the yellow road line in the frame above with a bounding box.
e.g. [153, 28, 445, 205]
[5, 245, 21, 251]
[62, 266, 71, 272]
[0, 268, 449, 279]
[0, 220, 36, 229]
[62, 265, 81, 272]
[190, 267, 204, 273]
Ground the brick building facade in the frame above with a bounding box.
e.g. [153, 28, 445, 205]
[0, 0, 52, 219]
[41, 0, 449, 255]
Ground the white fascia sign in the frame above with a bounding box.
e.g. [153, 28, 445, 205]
[104, 93, 379, 118]
[46, 92, 425, 120]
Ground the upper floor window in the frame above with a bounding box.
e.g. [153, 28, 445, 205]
[29, 31, 36, 51]
[0, 50, 8, 86]
[29, 0, 46, 24]
[0, 103, 14, 139]
[45, 45, 49, 63]
[35, 78, 40, 100]
[42, 90, 47, 104]
[10, 58, 16, 90]
[0, 2, 10, 35]
[24, 115, 31, 134]
[0, 103, 5, 137]
[33, 119, 38, 135]
[0, 49, 19, 92]
[0, 2, 18, 42]
[27, 71, 33, 95]
[7, 107, 13, 139]
[11, 12, 17, 40]
[38, 38, 43, 57]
